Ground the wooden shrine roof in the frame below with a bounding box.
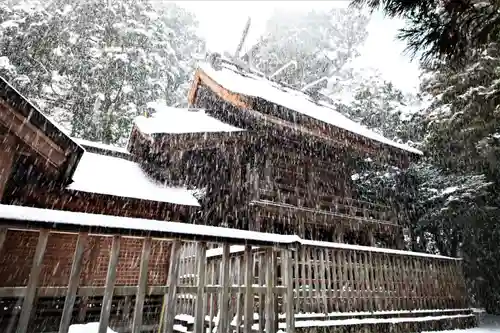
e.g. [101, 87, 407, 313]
[66, 150, 200, 207]
[0, 76, 84, 183]
[135, 103, 244, 135]
[189, 60, 423, 164]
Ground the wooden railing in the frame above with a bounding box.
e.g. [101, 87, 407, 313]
[257, 187, 398, 226]
[203, 242, 469, 316]
[0, 204, 471, 333]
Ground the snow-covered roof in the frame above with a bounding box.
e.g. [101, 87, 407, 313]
[134, 103, 244, 135]
[198, 62, 423, 156]
[67, 151, 200, 206]
[74, 138, 130, 155]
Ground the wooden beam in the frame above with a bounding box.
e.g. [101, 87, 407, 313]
[187, 72, 201, 107]
[243, 246, 254, 333]
[0, 135, 16, 201]
[16, 229, 49, 333]
[162, 240, 181, 333]
[58, 232, 88, 333]
[218, 244, 231, 333]
[265, 248, 276, 333]
[282, 249, 295, 333]
[197, 70, 249, 109]
[0, 101, 66, 168]
[193, 242, 207, 333]
[98, 235, 121, 333]
[0, 227, 7, 253]
[132, 237, 152, 333]
[0, 284, 287, 299]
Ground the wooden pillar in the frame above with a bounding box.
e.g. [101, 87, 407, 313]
[243, 246, 253, 333]
[16, 229, 49, 333]
[193, 242, 207, 333]
[0, 135, 16, 202]
[162, 240, 182, 333]
[282, 249, 295, 333]
[218, 244, 231, 333]
[395, 227, 405, 250]
[98, 235, 121, 333]
[59, 232, 88, 333]
[132, 237, 152, 333]
[265, 248, 276, 333]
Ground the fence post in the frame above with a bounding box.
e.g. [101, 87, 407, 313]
[59, 232, 88, 333]
[16, 229, 49, 333]
[194, 242, 207, 333]
[162, 240, 182, 333]
[283, 249, 295, 333]
[243, 246, 254, 333]
[98, 235, 121, 333]
[218, 244, 231, 333]
[132, 237, 152, 333]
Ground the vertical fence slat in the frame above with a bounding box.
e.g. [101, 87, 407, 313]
[16, 229, 49, 333]
[0, 227, 7, 253]
[194, 242, 207, 333]
[265, 248, 275, 333]
[162, 240, 182, 333]
[208, 260, 216, 333]
[59, 232, 88, 333]
[132, 237, 152, 333]
[98, 235, 121, 333]
[243, 246, 253, 333]
[283, 249, 295, 333]
[218, 244, 231, 333]
[258, 253, 265, 333]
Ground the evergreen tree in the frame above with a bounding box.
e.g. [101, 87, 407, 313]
[351, 0, 500, 66]
[246, 7, 369, 89]
[0, 0, 205, 144]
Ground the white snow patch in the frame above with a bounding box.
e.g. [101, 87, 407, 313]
[67, 152, 199, 206]
[135, 103, 244, 134]
[442, 186, 459, 195]
[68, 322, 117, 333]
[206, 245, 260, 258]
[199, 62, 422, 156]
[0, 56, 14, 71]
[274, 314, 475, 329]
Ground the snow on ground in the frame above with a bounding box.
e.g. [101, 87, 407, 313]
[68, 322, 117, 333]
[423, 315, 500, 333]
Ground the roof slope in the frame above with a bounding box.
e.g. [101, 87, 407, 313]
[198, 62, 422, 156]
[67, 151, 200, 206]
[0, 76, 84, 181]
[135, 103, 244, 135]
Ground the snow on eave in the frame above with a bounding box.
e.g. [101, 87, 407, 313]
[197, 63, 423, 156]
[0, 204, 301, 246]
[73, 138, 130, 155]
[67, 151, 200, 207]
[135, 105, 245, 135]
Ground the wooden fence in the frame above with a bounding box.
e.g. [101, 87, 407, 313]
[0, 227, 294, 333]
[199, 243, 469, 318]
[0, 204, 471, 333]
